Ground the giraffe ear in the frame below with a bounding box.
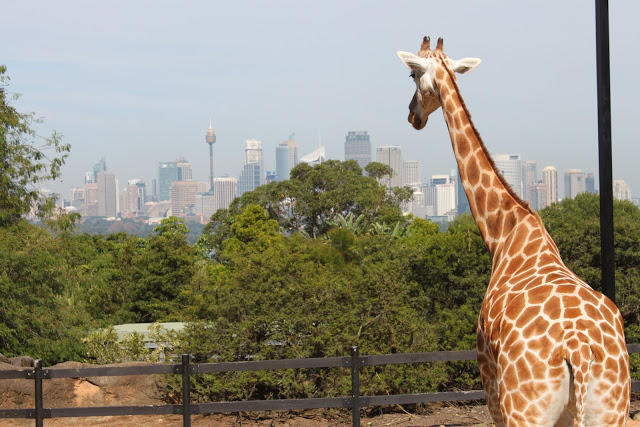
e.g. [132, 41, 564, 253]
[451, 58, 482, 74]
[397, 51, 427, 71]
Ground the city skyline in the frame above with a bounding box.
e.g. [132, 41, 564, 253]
[4, 1, 640, 203]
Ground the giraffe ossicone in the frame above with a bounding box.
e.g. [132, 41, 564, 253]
[397, 37, 630, 427]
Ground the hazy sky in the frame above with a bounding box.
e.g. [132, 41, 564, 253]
[4, 1, 640, 199]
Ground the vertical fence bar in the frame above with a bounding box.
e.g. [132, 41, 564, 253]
[595, 0, 616, 303]
[34, 360, 43, 427]
[350, 346, 361, 427]
[182, 354, 192, 427]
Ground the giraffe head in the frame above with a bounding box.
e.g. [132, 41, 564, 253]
[397, 37, 481, 129]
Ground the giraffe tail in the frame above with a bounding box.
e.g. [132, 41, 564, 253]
[563, 332, 598, 427]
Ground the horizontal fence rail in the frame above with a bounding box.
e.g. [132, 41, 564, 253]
[0, 346, 638, 427]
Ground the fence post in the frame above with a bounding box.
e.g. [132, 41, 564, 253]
[350, 346, 361, 427]
[34, 359, 43, 427]
[181, 354, 192, 427]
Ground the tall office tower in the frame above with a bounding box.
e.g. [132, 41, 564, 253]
[533, 182, 549, 210]
[177, 157, 192, 181]
[345, 131, 371, 171]
[121, 179, 147, 215]
[542, 166, 558, 205]
[586, 173, 596, 194]
[214, 177, 238, 211]
[84, 172, 95, 183]
[70, 188, 86, 210]
[170, 181, 200, 216]
[403, 160, 420, 186]
[276, 133, 299, 182]
[93, 158, 107, 182]
[457, 171, 471, 215]
[375, 146, 402, 188]
[265, 171, 277, 183]
[494, 154, 523, 199]
[158, 161, 179, 201]
[613, 180, 632, 201]
[522, 160, 537, 203]
[430, 174, 450, 185]
[238, 139, 264, 197]
[564, 169, 587, 199]
[97, 171, 117, 217]
[206, 121, 216, 192]
[83, 182, 99, 217]
[424, 182, 457, 217]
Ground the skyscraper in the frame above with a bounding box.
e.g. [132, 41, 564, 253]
[375, 146, 402, 188]
[93, 158, 107, 182]
[586, 173, 596, 194]
[170, 181, 199, 216]
[564, 169, 587, 199]
[522, 160, 537, 203]
[494, 154, 523, 199]
[213, 177, 238, 211]
[238, 139, 264, 196]
[158, 161, 179, 201]
[542, 166, 558, 205]
[97, 171, 117, 217]
[206, 121, 216, 193]
[345, 131, 371, 171]
[177, 157, 192, 181]
[275, 133, 299, 182]
[613, 180, 631, 201]
[402, 160, 420, 186]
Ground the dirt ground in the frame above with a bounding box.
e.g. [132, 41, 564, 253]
[0, 361, 638, 426]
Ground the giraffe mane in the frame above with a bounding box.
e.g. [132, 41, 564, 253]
[440, 59, 533, 214]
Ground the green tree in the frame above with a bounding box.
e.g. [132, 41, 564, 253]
[130, 217, 197, 321]
[0, 66, 70, 225]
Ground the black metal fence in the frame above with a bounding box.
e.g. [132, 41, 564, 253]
[1, 344, 639, 427]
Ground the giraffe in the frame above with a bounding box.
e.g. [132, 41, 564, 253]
[397, 37, 630, 426]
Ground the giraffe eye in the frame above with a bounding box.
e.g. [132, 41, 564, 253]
[409, 71, 416, 79]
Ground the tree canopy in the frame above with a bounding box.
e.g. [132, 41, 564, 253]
[0, 66, 70, 225]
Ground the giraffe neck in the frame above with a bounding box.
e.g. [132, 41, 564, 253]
[435, 65, 534, 257]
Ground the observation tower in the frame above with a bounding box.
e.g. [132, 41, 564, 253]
[205, 120, 216, 193]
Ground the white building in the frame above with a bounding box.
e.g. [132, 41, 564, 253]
[376, 146, 402, 188]
[494, 154, 523, 199]
[613, 180, 632, 201]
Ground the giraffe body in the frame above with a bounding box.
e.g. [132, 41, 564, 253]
[397, 37, 630, 426]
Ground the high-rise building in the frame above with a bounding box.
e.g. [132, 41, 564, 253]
[83, 182, 99, 217]
[170, 181, 200, 216]
[542, 166, 558, 205]
[158, 161, 179, 201]
[564, 169, 587, 199]
[205, 121, 216, 193]
[121, 179, 147, 215]
[402, 160, 420, 186]
[177, 157, 192, 181]
[93, 158, 107, 182]
[276, 133, 299, 182]
[455, 171, 470, 215]
[214, 177, 238, 211]
[586, 173, 596, 194]
[494, 154, 523, 199]
[613, 180, 631, 201]
[522, 160, 537, 203]
[532, 182, 549, 211]
[70, 188, 86, 210]
[238, 139, 264, 197]
[375, 146, 402, 188]
[97, 171, 117, 217]
[424, 181, 457, 217]
[345, 131, 371, 171]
